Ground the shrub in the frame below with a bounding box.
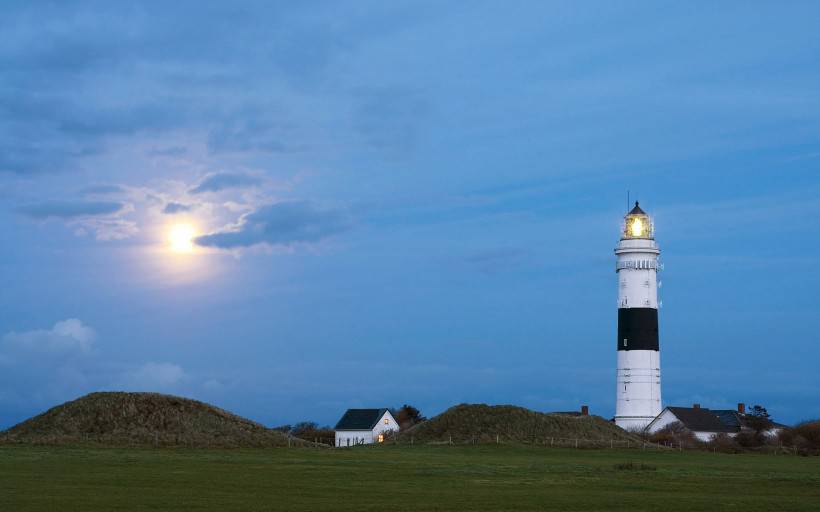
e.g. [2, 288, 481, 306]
[393, 405, 426, 431]
[613, 462, 657, 471]
[734, 430, 766, 448]
[778, 420, 820, 455]
[291, 422, 335, 445]
[794, 420, 820, 448]
[706, 433, 742, 454]
[648, 421, 697, 448]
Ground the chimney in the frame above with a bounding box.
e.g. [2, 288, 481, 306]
[693, 403, 701, 409]
[581, 405, 589, 416]
[737, 403, 745, 414]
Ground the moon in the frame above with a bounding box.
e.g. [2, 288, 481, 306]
[168, 223, 197, 253]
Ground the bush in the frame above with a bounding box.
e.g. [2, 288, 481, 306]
[613, 462, 656, 471]
[706, 433, 743, 454]
[794, 420, 820, 448]
[778, 420, 820, 455]
[648, 421, 697, 448]
[290, 422, 335, 445]
[734, 430, 766, 448]
[393, 405, 426, 431]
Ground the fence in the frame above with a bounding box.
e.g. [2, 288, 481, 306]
[289, 433, 683, 451]
[384, 435, 680, 451]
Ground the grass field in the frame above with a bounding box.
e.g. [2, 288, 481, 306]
[2, 444, 819, 511]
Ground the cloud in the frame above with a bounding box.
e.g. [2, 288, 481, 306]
[207, 116, 290, 154]
[74, 218, 139, 241]
[202, 379, 224, 390]
[18, 200, 125, 219]
[194, 200, 350, 249]
[148, 146, 187, 157]
[126, 362, 187, 388]
[162, 201, 194, 214]
[80, 184, 127, 196]
[16, 198, 137, 240]
[464, 248, 530, 275]
[189, 172, 262, 194]
[3, 319, 96, 354]
[354, 87, 431, 155]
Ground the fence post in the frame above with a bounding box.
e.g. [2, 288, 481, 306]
[575, 439, 578, 449]
[449, 435, 452, 445]
[550, 437, 553, 447]
[496, 434, 499, 445]
[610, 439, 613, 449]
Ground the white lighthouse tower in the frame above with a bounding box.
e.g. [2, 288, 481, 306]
[614, 202, 662, 430]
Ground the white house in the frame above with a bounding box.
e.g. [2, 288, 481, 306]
[645, 404, 785, 442]
[646, 406, 738, 441]
[334, 408, 398, 447]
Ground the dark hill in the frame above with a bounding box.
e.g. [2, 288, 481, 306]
[401, 404, 640, 444]
[0, 392, 309, 448]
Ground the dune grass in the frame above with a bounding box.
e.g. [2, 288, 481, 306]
[2, 444, 819, 511]
[401, 404, 640, 444]
[2, 392, 306, 448]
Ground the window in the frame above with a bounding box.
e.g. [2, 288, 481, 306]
[384, 418, 389, 424]
[378, 434, 384, 443]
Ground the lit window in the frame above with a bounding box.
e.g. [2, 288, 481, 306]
[384, 418, 389, 424]
[378, 434, 384, 443]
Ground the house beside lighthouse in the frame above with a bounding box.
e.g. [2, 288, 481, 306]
[614, 202, 662, 430]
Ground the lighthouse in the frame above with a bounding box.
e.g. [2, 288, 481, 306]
[614, 202, 662, 430]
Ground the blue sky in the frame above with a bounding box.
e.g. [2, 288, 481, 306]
[1, 1, 819, 429]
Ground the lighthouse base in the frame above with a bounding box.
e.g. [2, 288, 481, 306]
[615, 349, 661, 431]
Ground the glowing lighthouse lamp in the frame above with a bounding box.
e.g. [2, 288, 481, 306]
[614, 202, 662, 430]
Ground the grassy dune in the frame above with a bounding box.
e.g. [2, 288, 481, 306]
[401, 404, 640, 444]
[2, 444, 819, 511]
[1, 392, 306, 448]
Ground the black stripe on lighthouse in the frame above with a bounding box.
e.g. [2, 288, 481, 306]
[617, 308, 659, 351]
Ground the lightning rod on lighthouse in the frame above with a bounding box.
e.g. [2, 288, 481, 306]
[614, 201, 662, 430]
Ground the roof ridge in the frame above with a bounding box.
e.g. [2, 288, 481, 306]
[334, 408, 392, 431]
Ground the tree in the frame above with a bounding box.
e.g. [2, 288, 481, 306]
[748, 405, 770, 420]
[745, 405, 772, 432]
[394, 404, 426, 430]
[291, 422, 319, 437]
[733, 404, 774, 448]
[289, 421, 335, 445]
